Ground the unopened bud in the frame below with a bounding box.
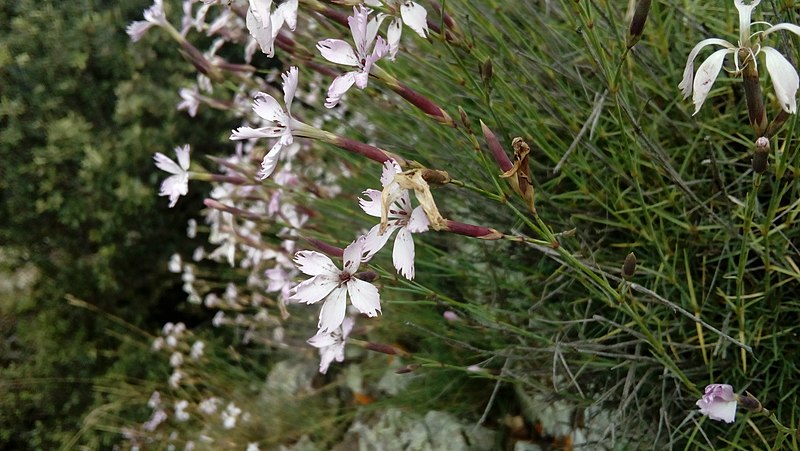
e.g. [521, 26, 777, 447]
[395, 363, 421, 374]
[459, 107, 472, 133]
[622, 252, 637, 279]
[752, 136, 770, 174]
[366, 342, 398, 355]
[443, 310, 461, 322]
[626, 0, 652, 48]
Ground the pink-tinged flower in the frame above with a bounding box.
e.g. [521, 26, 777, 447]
[365, 0, 428, 59]
[230, 66, 300, 179]
[126, 0, 168, 42]
[246, 0, 298, 57]
[307, 316, 354, 374]
[153, 144, 191, 208]
[317, 5, 391, 108]
[360, 160, 429, 279]
[289, 237, 381, 334]
[679, 0, 800, 114]
[696, 384, 737, 423]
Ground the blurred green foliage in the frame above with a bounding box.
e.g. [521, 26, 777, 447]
[0, 0, 227, 447]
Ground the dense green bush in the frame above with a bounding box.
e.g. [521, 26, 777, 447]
[0, 1, 227, 447]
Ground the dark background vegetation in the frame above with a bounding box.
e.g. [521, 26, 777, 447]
[0, 1, 222, 447]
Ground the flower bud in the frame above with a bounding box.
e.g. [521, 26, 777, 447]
[626, 0, 652, 48]
[752, 136, 770, 174]
[459, 107, 472, 133]
[366, 342, 398, 355]
[395, 363, 421, 374]
[622, 252, 637, 279]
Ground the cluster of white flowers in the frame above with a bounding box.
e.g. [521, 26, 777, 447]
[141, 0, 436, 382]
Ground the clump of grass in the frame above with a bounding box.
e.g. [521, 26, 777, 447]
[108, 0, 800, 448]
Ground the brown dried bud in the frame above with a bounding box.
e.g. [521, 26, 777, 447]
[420, 168, 451, 186]
[501, 138, 537, 215]
[622, 252, 637, 279]
[626, 0, 652, 48]
[752, 136, 770, 174]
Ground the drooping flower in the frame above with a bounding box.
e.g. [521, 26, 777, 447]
[679, 0, 800, 115]
[696, 384, 738, 423]
[153, 144, 191, 208]
[360, 160, 429, 279]
[289, 237, 381, 334]
[317, 5, 391, 107]
[126, 0, 168, 42]
[307, 316, 355, 374]
[230, 66, 301, 179]
[245, 0, 298, 57]
[365, 0, 428, 59]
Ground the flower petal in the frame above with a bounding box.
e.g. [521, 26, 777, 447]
[692, 48, 730, 115]
[734, 0, 760, 44]
[252, 92, 285, 123]
[246, 2, 275, 57]
[316, 39, 359, 66]
[318, 287, 347, 333]
[386, 17, 402, 60]
[359, 189, 383, 217]
[678, 38, 735, 98]
[400, 1, 428, 38]
[342, 238, 365, 273]
[362, 223, 396, 259]
[763, 47, 799, 114]
[325, 71, 357, 108]
[407, 205, 430, 233]
[293, 250, 339, 276]
[392, 227, 416, 279]
[154, 153, 182, 175]
[229, 126, 283, 140]
[290, 275, 338, 305]
[347, 279, 381, 317]
[256, 141, 284, 179]
[282, 66, 299, 116]
[175, 144, 191, 170]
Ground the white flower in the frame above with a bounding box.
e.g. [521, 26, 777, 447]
[696, 384, 738, 423]
[154, 145, 191, 208]
[177, 85, 201, 117]
[190, 341, 205, 359]
[360, 161, 429, 279]
[679, 0, 800, 115]
[175, 400, 190, 422]
[230, 66, 301, 179]
[317, 5, 391, 108]
[289, 237, 381, 334]
[307, 317, 354, 374]
[246, 0, 298, 57]
[126, 0, 167, 42]
[365, 0, 428, 59]
[221, 403, 242, 429]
